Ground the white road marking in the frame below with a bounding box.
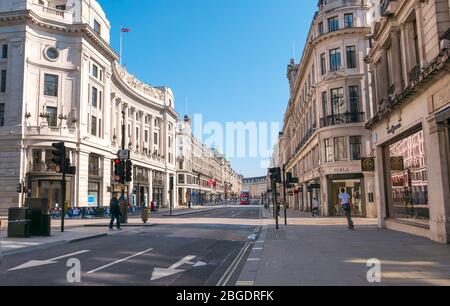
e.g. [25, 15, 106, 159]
[87, 248, 153, 274]
[217, 241, 253, 286]
[8, 250, 91, 272]
[150, 255, 208, 281]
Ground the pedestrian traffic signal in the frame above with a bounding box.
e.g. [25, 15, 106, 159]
[52, 142, 66, 173]
[125, 159, 133, 182]
[269, 167, 282, 183]
[114, 159, 125, 183]
[169, 176, 174, 191]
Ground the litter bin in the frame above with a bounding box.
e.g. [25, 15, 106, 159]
[8, 220, 31, 238]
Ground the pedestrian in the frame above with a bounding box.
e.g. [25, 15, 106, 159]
[339, 188, 354, 230]
[109, 192, 122, 230]
[312, 197, 320, 217]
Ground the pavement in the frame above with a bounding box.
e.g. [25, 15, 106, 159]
[237, 208, 450, 286]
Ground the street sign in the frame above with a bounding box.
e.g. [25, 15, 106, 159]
[118, 149, 130, 160]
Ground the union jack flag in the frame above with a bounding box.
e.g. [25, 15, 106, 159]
[121, 27, 131, 33]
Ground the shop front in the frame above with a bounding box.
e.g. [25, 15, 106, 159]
[328, 174, 365, 217]
[382, 128, 430, 227]
[28, 175, 73, 209]
[133, 166, 150, 207]
[152, 170, 164, 208]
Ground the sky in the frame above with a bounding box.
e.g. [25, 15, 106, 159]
[98, 0, 318, 178]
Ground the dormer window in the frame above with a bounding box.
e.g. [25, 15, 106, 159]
[94, 20, 101, 35]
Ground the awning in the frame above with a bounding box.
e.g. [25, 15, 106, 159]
[436, 106, 450, 124]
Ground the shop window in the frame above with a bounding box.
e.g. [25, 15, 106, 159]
[387, 130, 429, 223]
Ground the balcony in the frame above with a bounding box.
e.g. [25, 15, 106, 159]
[320, 112, 365, 128]
[409, 65, 422, 83]
[29, 3, 74, 24]
[26, 126, 76, 137]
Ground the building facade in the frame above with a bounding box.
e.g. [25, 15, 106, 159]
[366, 0, 450, 243]
[278, 0, 376, 217]
[0, 0, 178, 214]
[242, 176, 268, 199]
[176, 115, 242, 206]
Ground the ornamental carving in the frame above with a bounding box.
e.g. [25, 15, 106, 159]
[116, 63, 165, 101]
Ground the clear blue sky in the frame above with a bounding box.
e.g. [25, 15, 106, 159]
[98, 0, 318, 178]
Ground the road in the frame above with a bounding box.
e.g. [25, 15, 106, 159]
[0, 205, 263, 286]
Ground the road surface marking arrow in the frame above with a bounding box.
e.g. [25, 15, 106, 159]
[8, 250, 90, 271]
[151, 255, 207, 281]
[87, 248, 153, 274]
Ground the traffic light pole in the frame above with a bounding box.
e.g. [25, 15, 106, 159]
[282, 164, 287, 226]
[121, 111, 126, 197]
[272, 179, 279, 230]
[60, 145, 67, 232]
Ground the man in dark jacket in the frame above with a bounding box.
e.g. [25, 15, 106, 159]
[109, 192, 122, 230]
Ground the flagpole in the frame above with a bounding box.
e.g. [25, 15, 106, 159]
[120, 27, 123, 66]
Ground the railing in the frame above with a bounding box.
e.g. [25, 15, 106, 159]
[409, 65, 421, 83]
[26, 126, 76, 136]
[320, 112, 365, 128]
[30, 163, 56, 173]
[42, 6, 65, 18]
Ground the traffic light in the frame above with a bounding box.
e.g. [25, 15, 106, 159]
[16, 183, 23, 193]
[169, 176, 174, 191]
[52, 142, 66, 173]
[125, 159, 133, 182]
[269, 167, 282, 183]
[114, 159, 125, 183]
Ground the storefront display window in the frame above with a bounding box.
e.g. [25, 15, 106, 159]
[387, 130, 429, 224]
[331, 179, 363, 217]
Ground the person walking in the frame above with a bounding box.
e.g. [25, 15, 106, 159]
[109, 192, 122, 230]
[312, 197, 320, 217]
[339, 188, 354, 230]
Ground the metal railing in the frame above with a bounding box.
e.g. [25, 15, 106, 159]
[320, 112, 365, 128]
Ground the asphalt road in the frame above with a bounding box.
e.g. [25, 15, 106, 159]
[0, 206, 262, 286]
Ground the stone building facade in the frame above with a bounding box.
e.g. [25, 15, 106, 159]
[278, 0, 376, 217]
[0, 0, 178, 214]
[366, 0, 450, 243]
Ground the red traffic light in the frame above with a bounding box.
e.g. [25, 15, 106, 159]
[114, 159, 121, 165]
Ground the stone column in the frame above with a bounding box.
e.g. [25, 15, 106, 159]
[424, 118, 450, 243]
[390, 29, 403, 94]
[149, 170, 153, 203]
[415, 5, 427, 67]
[380, 48, 390, 103]
[400, 24, 410, 89]
[131, 107, 136, 150]
[123, 103, 129, 148]
[140, 111, 145, 154]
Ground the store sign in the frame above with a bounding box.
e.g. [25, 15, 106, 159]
[361, 157, 375, 172]
[387, 123, 402, 135]
[390, 156, 405, 171]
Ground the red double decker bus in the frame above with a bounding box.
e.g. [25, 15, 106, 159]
[240, 191, 250, 205]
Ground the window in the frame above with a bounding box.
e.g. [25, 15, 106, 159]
[99, 118, 102, 138]
[329, 48, 341, 72]
[1, 45, 7, 59]
[331, 87, 345, 116]
[320, 53, 326, 75]
[46, 47, 59, 60]
[94, 20, 101, 35]
[154, 132, 158, 145]
[136, 127, 139, 142]
[350, 136, 362, 160]
[55, 5, 66, 10]
[349, 86, 360, 115]
[91, 86, 98, 108]
[0, 70, 6, 92]
[318, 22, 324, 36]
[334, 137, 347, 161]
[328, 16, 339, 32]
[178, 174, 185, 184]
[89, 155, 100, 176]
[44, 74, 58, 96]
[46, 106, 58, 127]
[346, 46, 357, 69]
[344, 14, 353, 28]
[321, 92, 328, 117]
[0, 103, 4, 126]
[91, 115, 97, 136]
[324, 138, 333, 163]
[92, 64, 99, 78]
[145, 130, 148, 143]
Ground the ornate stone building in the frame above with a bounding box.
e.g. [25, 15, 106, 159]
[278, 0, 376, 217]
[176, 115, 243, 206]
[0, 0, 178, 214]
[366, 0, 450, 243]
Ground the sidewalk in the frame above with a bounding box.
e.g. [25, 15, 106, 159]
[237, 208, 450, 286]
